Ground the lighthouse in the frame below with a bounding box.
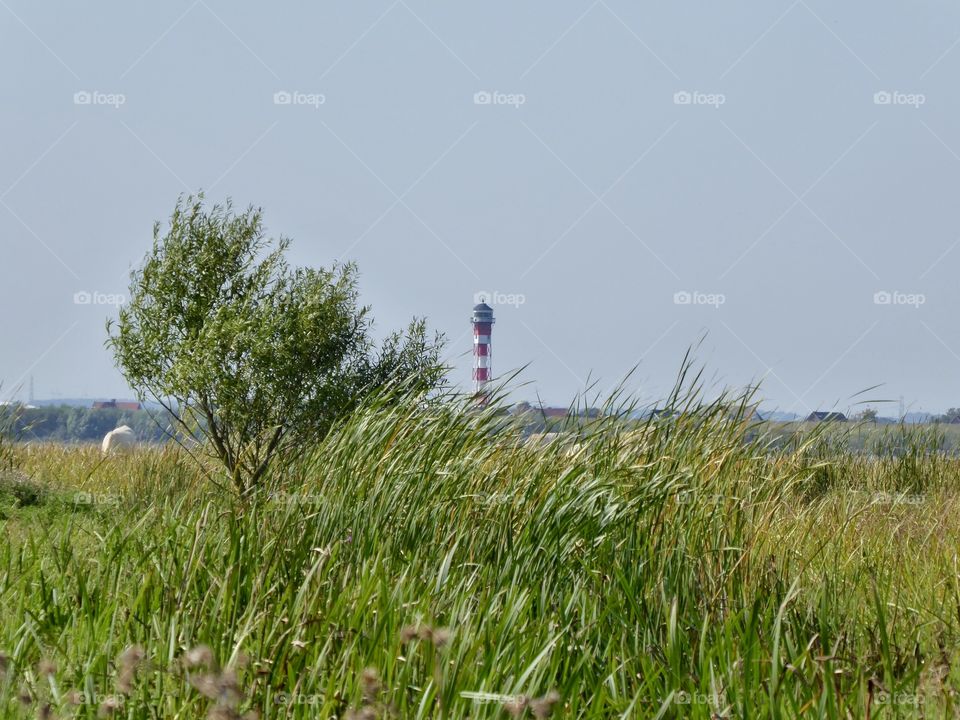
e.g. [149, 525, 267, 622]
[471, 299, 495, 403]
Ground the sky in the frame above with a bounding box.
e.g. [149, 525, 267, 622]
[2, 1, 960, 416]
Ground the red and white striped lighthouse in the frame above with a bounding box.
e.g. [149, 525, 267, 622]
[471, 299, 495, 402]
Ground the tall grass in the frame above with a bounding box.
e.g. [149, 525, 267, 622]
[1, 378, 959, 717]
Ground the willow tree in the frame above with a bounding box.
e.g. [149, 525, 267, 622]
[107, 194, 444, 492]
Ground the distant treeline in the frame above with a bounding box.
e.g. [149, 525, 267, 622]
[11, 406, 171, 444]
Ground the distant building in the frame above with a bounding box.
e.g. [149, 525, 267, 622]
[510, 403, 599, 420]
[92, 399, 142, 411]
[806, 411, 847, 423]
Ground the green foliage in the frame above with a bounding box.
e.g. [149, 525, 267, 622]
[941, 407, 960, 423]
[9, 406, 168, 444]
[859, 407, 878, 422]
[0, 401, 16, 474]
[0, 470, 45, 509]
[3, 374, 960, 717]
[107, 194, 444, 492]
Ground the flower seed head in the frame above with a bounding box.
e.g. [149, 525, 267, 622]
[503, 695, 528, 717]
[360, 667, 381, 702]
[189, 674, 221, 701]
[118, 645, 145, 669]
[184, 645, 215, 669]
[531, 690, 561, 718]
[97, 697, 122, 717]
[430, 628, 451, 649]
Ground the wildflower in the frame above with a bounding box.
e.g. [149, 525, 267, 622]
[190, 667, 243, 709]
[37, 658, 57, 677]
[503, 695, 528, 717]
[345, 709, 378, 720]
[184, 645, 215, 669]
[118, 645, 145, 667]
[97, 696, 122, 717]
[531, 690, 561, 718]
[207, 707, 258, 720]
[190, 674, 222, 701]
[217, 668, 243, 707]
[360, 667, 381, 703]
[117, 645, 146, 694]
[430, 628, 451, 649]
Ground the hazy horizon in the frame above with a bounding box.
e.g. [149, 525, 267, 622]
[4, 2, 960, 416]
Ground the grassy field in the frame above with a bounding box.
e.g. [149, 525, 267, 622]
[2, 389, 960, 718]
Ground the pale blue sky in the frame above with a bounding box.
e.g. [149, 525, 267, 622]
[2, 1, 960, 415]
